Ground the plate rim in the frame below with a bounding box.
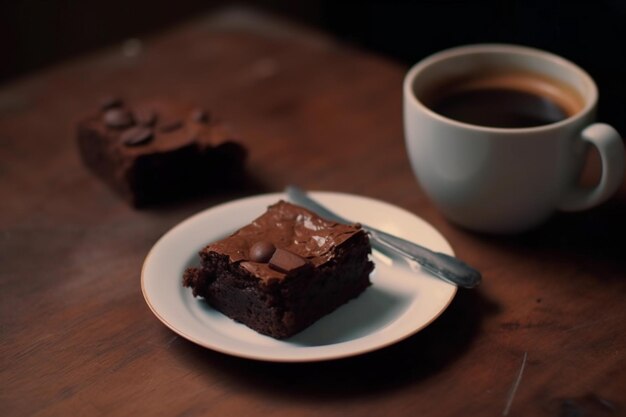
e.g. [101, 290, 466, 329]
[141, 191, 457, 362]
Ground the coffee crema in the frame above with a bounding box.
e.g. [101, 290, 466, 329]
[420, 72, 585, 128]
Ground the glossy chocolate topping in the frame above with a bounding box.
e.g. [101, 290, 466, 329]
[205, 201, 365, 281]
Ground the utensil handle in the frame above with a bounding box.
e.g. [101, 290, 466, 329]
[369, 228, 481, 288]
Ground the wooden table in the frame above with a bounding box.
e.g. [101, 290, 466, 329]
[2, 8, 624, 417]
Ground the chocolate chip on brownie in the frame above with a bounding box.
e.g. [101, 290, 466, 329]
[249, 241, 276, 263]
[120, 126, 154, 146]
[104, 108, 134, 129]
[269, 248, 308, 273]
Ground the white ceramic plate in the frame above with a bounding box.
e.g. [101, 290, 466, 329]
[141, 192, 457, 362]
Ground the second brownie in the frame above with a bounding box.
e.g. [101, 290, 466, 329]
[77, 97, 247, 207]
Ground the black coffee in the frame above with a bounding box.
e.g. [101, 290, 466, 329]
[422, 72, 583, 128]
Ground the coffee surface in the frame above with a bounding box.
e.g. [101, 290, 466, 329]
[422, 72, 584, 128]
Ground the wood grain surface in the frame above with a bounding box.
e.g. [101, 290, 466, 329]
[1, 8, 624, 417]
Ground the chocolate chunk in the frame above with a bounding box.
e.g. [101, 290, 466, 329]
[135, 108, 157, 127]
[249, 241, 276, 263]
[104, 108, 134, 128]
[100, 96, 123, 111]
[120, 126, 153, 146]
[159, 120, 183, 133]
[191, 108, 210, 123]
[268, 248, 308, 273]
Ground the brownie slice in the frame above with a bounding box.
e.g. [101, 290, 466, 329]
[183, 201, 374, 339]
[77, 97, 246, 207]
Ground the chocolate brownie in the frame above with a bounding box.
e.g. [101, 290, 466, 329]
[77, 97, 246, 207]
[183, 201, 374, 339]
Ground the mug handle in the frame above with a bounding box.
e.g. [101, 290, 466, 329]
[559, 123, 625, 211]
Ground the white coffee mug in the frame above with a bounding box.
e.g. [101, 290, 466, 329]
[403, 44, 624, 233]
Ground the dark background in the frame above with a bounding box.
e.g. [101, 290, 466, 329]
[2, 0, 624, 132]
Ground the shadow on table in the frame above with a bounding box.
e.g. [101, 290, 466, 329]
[140, 168, 274, 213]
[478, 196, 626, 274]
[171, 287, 499, 400]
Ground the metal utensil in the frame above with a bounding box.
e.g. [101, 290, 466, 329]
[285, 186, 482, 288]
